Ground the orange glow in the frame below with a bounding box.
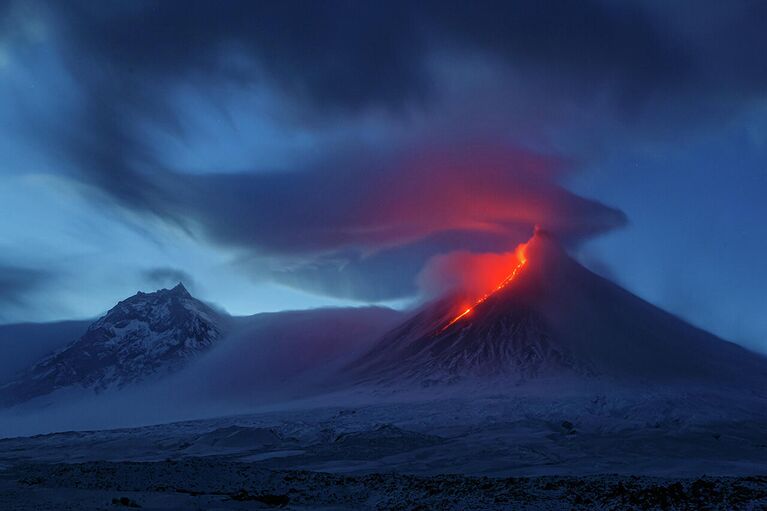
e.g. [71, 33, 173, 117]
[437, 242, 528, 333]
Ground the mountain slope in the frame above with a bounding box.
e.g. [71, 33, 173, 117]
[0, 320, 91, 381]
[350, 231, 767, 388]
[0, 284, 222, 406]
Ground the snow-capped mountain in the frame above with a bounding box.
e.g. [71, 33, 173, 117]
[0, 283, 222, 406]
[350, 230, 767, 388]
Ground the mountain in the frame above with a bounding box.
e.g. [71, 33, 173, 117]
[350, 230, 767, 389]
[0, 283, 222, 406]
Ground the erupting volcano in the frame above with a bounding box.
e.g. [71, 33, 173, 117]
[438, 241, 529, 333]
[348, 229, 767, 389]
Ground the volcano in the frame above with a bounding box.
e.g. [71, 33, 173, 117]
[350, 230, 767, 389]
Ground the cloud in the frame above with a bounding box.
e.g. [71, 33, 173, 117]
[13, 0, 767, 303]
[182, 145, 625, 253]
[44, 0, 700, 113]
[32, 0, 766, 210]
[171, 144, 625, 300]
[140, 267, 195, 292]
[44, 0, 767, 136]
[0, 265, 52, 319]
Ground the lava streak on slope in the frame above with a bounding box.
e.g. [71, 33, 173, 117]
[437, 242, 528, 334]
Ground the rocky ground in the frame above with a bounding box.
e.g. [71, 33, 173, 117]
[1, 459, 766, 510]
[2, 394, 767, 509]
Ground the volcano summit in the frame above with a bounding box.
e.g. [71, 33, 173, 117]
[350, 230, 767, 390]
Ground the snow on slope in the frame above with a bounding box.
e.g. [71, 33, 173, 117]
[0, 283, 222, 406]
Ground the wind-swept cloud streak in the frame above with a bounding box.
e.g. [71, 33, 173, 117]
[4, 0, 767, 310]
[182, 146, 625, 254]
[0, 265, 52, 320]
[178, 145, 626, 299]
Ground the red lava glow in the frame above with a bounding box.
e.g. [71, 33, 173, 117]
[437, 242, 528, 333]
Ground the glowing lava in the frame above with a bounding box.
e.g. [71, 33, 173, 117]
[437, 242, 528, 333]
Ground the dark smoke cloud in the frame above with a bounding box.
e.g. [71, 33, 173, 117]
[14, 0, 767, 301]
[181, 146, 625, 253]
[50, 0, 693, 112]
[177, 146, 626, 300]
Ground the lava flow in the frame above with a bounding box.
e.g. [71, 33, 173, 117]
[437, 242, 529, 333]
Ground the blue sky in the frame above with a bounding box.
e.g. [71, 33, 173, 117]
[0, 1, 765, 353]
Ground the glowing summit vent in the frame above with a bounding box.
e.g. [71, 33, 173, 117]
[437, 241, 528, 333]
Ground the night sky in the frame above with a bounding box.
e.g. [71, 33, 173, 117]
[1, 1, 765, 352]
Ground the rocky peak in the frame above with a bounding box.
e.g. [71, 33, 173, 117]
[0, 285, 224, 406]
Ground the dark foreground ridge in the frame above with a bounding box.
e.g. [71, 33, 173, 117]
[1, 459, 765, 510]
